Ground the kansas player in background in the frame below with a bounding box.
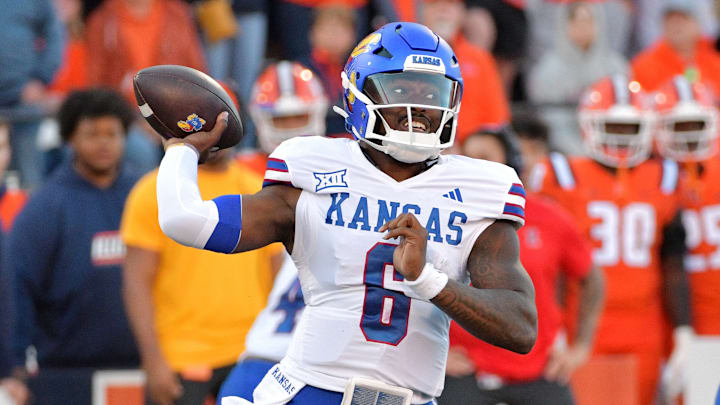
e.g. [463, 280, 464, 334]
[155, 22, 537, 404]
[217, 260, 305, 404]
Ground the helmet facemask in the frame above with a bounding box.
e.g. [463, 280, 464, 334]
[340, 70, 461, 163]
[580, 105, 653, 168]
[656, 103, 719, 162]
[250, 61, 328, 154]
[251, 97, 327, 154]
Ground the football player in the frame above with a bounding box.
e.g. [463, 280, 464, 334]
[533, 75, 690, 405]
[216, 259, 305, 404]
[237, 60, 328, 176]
[652, 75, 719, 401]
[155, 22, 537, 404]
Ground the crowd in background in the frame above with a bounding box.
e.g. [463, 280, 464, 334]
[0, 0, 720, 404]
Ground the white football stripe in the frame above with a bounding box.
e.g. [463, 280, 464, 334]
[264, 170, 292, 183]
[505, 194, 526, 208]
[138, 103, 154, 118]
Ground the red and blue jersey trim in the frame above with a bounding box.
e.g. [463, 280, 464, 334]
[262, 179, 293, 188]
[263, 158, 292, 188]
[502, 202, 525, 219]
[266, 158, 289, 172]
[508, 183, 526, 198]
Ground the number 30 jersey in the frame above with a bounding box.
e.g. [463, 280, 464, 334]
[533, 153, 680, 351]
[262, 137, 525, 401]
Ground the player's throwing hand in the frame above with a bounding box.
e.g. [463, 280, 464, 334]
[164, 112, 228, 162]
[380, 213, 428, 281]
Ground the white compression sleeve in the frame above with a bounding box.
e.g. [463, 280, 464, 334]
[156, 144, 221, 249]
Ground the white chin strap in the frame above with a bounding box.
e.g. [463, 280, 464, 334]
[361, 137, 440, 163]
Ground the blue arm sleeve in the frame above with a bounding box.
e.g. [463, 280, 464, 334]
[205, 195, 243, 254]
[33, 0, 65, 84]
[7, 195, 59, 367]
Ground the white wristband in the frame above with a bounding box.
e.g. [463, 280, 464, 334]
[404, 262, 449, 300]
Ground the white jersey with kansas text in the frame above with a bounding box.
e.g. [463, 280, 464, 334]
[243, 257, 304, 361]
[262, 137, 525, 402]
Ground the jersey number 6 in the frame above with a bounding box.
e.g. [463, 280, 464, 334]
[361, 243, 411, 345]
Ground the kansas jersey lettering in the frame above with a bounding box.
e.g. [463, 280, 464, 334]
[261, 137, 524, 402]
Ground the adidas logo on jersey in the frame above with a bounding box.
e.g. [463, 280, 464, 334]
[442, 188, 463, 202]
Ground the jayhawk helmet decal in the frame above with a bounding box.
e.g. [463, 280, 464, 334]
[652, 76, 719, 162]
[579, 75, 653, 168]
[335, 22, 463, 163]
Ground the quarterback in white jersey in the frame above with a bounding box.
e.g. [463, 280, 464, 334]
[155, 22, 537, 405]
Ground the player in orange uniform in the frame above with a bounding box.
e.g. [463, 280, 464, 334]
[652, 77, 720, 400]
[533, 75, 691, 405]
[653, 76, 719, 337]
[237, 61, 328, 176]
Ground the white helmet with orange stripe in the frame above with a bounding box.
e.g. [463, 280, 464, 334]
[579, 75, 654, 168]
[249, 61, 329, 154]
[652, 75, 719, 162]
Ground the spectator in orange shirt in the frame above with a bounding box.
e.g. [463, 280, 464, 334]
[48, 0, 88, 100]
[85, 0, 207, 175]
[85, 0, 207, 101]
[421, 0, 510, 144]
[631, 1, 720, 93]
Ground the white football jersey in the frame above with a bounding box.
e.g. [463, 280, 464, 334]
[244, 256, 305, 361]
[262, 137, 525, 402]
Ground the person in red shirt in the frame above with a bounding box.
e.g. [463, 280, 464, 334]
[238, 61, 329, 176]
[420, 0, 510, 143]
[631, 2, 720, 93]
[440, 124, 604, 405]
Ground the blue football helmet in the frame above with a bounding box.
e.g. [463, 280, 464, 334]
[334, 22, 464, 163]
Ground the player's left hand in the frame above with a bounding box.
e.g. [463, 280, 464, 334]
[380, 213, 427, 281]
[544, 342, 590, 384]
[660, 326, 693, 403]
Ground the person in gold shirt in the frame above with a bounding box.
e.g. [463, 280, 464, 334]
[121, 148, 283, 405]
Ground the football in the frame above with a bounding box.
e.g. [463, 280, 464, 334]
[133, 65, 243, 150]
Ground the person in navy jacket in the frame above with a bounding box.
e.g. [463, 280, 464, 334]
[6, 88, 141, 404]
